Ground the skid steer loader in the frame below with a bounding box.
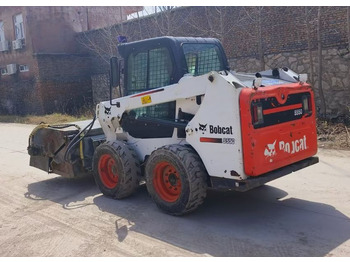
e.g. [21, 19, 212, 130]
[28, 36, 318, 215]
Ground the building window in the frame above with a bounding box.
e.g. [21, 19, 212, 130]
[13, 13, 25, 40]
[0, 21, 5, 42]
[1, 68, 8, 75]
[19, 64, 29, 72]
[0, 21, 9, 52]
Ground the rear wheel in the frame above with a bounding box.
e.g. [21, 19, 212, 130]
[145, 145, 207, 215]
[93, 140, 141, 199]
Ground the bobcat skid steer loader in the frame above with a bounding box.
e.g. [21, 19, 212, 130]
[28, 37, 318, 215]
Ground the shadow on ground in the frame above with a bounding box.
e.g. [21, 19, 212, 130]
[26, 177, 350, 256]
[25, 175, 98, 209]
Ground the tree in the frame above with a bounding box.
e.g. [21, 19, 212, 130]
[150, 6, 191, 36]
[185, 6, 249, 59]
[200, 7, 241, 47]
[304, 6, 316, 86]
[348, 7, 350, 51]
[317, 7, 327, 116]
[78, 7, 128, 64]
[243, 7, 266, 71]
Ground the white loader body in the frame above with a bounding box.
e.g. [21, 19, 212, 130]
[97, 71, 247, 180]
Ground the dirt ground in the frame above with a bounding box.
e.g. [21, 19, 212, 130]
[317, 119, 350, 151]
[0, 123, 350, 257]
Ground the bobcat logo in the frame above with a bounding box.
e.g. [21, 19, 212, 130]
[104, 106, 111, 115]
[264, 140, 276, 157]
[199, 123, 207, 134]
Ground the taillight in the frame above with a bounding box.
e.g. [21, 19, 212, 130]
[252, 103, 264, 125]
[302, 95, 312, 114]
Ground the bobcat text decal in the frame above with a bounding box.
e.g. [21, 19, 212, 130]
[199, 123, 235, 145]
[264, 135, 308, 159]
[198, 123, 233, 135]
[279, 135, 307, 154]
[210, 125, 233, 135]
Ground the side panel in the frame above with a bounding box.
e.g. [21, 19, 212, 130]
[186, 72, 245, 180]
[239, 83, 318, 176]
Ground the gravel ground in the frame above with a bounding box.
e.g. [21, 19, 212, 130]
[0, 123, 349, 257]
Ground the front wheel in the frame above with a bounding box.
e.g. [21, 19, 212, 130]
[145, 145, 208, 215]
[93, 140, 141, 199]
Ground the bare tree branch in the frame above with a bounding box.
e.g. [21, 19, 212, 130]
[317, 6, 327, 116]
[348, 7, 350, 50]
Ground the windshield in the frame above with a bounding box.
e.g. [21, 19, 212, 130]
[182, 43, 224, 76]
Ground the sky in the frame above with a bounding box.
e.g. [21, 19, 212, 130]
[6, 0, 348, 6]
[127, 7, 180, 20]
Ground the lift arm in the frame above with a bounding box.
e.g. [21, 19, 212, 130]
[96, 72, 244, 141]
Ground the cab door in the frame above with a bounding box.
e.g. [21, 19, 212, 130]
[122, 47, 176, 138]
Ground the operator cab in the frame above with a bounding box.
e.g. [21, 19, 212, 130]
[114, 36, 230, 138]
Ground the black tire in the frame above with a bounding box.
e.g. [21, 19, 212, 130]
[145, 145, 207, 215]
[93, 140, 141, 199]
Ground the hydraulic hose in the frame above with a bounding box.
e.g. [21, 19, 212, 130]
[63, 114, 97, 163]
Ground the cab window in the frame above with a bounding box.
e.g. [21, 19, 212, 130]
[126, 47, 174, 121]
[127, 47, 173, 94]
[182, 43, 223, 76]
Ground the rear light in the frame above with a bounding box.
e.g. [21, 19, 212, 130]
[302, 95, 312, 114]
[252, 103, 264, 125]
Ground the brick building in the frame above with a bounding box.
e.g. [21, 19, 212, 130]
[0, 6, 142, 115]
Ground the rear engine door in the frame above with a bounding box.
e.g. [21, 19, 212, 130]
[240, 83, 318, 176]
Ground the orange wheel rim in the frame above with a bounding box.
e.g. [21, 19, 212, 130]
[153, 161, 182, 202]
[98, 154, 119, 189]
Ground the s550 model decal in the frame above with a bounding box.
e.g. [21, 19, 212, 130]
[200, 137, 235, 145]
[294, 109, 303, 116]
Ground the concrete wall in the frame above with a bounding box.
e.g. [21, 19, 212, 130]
[81, 6, 350, 117]
[230, 48, 350, 117]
